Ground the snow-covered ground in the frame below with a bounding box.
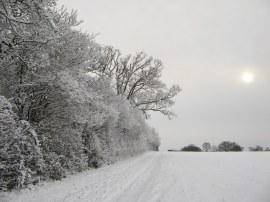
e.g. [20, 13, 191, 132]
[1, 152, 270, 202]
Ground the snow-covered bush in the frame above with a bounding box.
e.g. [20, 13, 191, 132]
[0, 96, 44, 191]
[43, 152, 66, 180]
[82, 129, 104, 168]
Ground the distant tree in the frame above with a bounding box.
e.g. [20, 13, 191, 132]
[181, 144, 202, 152]
[202, 142, 211, 152]
[217, 141, 243, 152]
[211, 145, 218, 152]
[144, 127, 160, 151]
[265, 147, 270, 151]
[249, 146, 264, 151]
[168, 149, 179, 152]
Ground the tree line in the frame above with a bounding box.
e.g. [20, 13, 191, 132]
[169, 141, 270, 152]
[0, 0, 180, 190]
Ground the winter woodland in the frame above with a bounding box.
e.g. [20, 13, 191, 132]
[0, 0, 180, 190]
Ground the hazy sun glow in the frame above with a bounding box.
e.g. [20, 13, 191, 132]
[242, 72, 254, 83]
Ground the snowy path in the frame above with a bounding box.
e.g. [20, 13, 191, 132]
[1, 152, 270, 202]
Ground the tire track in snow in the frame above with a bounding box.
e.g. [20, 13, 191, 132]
[62, 152, 159, 202]
[106, 152, 177, 202]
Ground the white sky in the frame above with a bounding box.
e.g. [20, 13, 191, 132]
[58, 0, 270, 150]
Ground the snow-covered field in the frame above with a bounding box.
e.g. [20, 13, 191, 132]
[1, 152, 270, 202]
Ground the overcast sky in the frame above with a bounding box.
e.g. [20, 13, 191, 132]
[59, 0, 270, 150]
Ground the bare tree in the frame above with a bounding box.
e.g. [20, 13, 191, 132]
[202, 142, 211, 152]
[89, 47, 181, 119]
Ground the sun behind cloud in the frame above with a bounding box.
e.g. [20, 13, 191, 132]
[242, 72, 254, 83]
